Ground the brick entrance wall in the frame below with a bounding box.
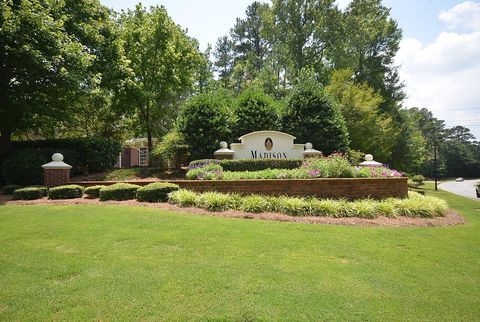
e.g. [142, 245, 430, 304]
[73, 177, 408, 200]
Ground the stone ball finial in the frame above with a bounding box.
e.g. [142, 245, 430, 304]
[365, 154, 374, 161]
[305, 142, 313, 150]
[219, 141, 228, 149]
[52, 153, 64, 162]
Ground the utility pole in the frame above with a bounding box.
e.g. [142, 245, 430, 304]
[434, 142, 438, 191]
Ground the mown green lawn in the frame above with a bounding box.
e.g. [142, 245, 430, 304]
[0, 186, 479, 321]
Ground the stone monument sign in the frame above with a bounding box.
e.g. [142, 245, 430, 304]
[214, 130, 321, 160]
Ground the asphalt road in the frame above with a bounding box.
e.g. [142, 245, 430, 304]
[438, 179, 480, 200]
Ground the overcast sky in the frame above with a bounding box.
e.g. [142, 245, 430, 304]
[101, 0, 480, 139]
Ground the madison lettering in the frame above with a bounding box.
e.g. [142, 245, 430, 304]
[251, 150, 288, 159]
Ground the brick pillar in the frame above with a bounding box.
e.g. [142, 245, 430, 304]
[41, 153, 72, 187]
[214, 154, 234, 160]
[213, 141, 234, 160]
[43, 168, 70, 187]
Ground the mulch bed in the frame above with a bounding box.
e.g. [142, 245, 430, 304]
[0, 195, 466, 227]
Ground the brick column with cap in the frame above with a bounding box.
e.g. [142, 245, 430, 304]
[41, 153, 72, 187]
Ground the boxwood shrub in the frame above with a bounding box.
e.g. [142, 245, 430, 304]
[99, 183, 141, 201]
[84, 185, 106, 199]
[48, 185, 84, 199]
[188, 159, 303, 172]
[136, 182, 180, 202]
[1, 184, 23, 195]
[221, 159, 303, 171]
[12, 187, 47, 200]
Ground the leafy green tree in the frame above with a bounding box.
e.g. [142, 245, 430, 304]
[0, 0, 118, 154]
[326, 69, 396, 161]
[233, 86, 280, 138]
[270, 0, 341, 82]
[282, 71, 349, 154]
[176, 91, 233, 160]
[213, 36, 235, 88]
[196, 45, 215, 93]
[390, 109, 426, 173]
[119, 4, 202, 151]
[231, 2, 270, 84]
[338, 0, 404, 114]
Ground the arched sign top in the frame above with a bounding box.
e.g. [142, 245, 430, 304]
[238, 130, 296, 141]
[230, 130, 304, 159]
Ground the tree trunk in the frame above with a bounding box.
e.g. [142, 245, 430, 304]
[0, 130, 12, 157]
[147, 130, 153, 154]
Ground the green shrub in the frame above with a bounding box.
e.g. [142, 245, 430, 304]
[136, 182, 180, 202]
[221, 159, 302, 172]
[233, 86, 280, 138]
[348, 199, 378, 219]
[377, 200, 398, 218]
[99, 183, 141, 201]
[11, 137, 121, 174]
[168, 190, 448, 218]
[282, 74, 349, 154]
[177, 91, 233, 160]
[48, 185, 84, 199]
[196, 192, 232, 211]
[1, 184, 23, 195]
[186, 164, 224, 180]
[13, 187, 46, 200]
[239, 195, 271, 213]
[411, 175, 425, 186]
[84, 185, 106, 199]
[168, 189, 198, 207]
[309, 198, 344, 217]
[188, 159, 221, 169]
[278, 197, 309, 216]
[151, 131, 190, 170]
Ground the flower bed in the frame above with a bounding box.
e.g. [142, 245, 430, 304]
[186, 154, 402, 180]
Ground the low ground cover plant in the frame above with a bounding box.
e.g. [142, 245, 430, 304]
[0, 184, 23, 195]
[12, 186, 48, 200]
[84, 185, 106, 199]
[186, 154, 402, 180]
[168, 190, 447, 218]
[136, 182, 180, 202]
[48, 185, 84, 199]
[99, 183, 141, 201]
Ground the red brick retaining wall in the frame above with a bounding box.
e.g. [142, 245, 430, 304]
[72, 177, 408, 200]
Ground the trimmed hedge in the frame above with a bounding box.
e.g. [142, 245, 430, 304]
[136, 182, 180, 202]
[1, 137, 121, 185]
[48, 185, 84, 199]
[1, 184, 23, 195]
[84, 185, 106, 199]
[188, 159, 303, 172]
[99, 183, 140, 201]
[11, 137, 121, 173]
[13, 187, 47, 200]
[221, 159, 303, 171]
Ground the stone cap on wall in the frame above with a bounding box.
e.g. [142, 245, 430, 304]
[359, 154, 383, 167]
[41, 153, 72, 170]
[213, 141, 234, 156]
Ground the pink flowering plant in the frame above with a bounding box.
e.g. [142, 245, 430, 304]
[186, 164, 224, 180]
[186, 154, 403, 180]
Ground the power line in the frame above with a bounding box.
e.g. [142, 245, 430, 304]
[430, 108, 480, 112]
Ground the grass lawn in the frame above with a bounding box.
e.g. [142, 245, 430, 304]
[1, 185, 479, 321]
